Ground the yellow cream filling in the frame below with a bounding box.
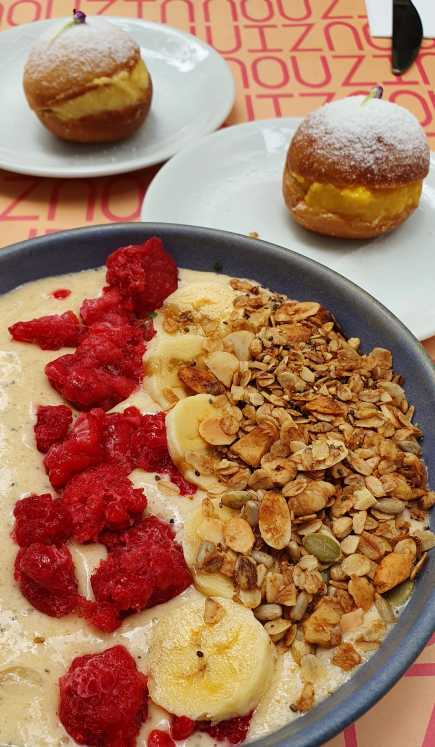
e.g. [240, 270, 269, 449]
[293, 172, 422, 222]
[48, 59, 150, 122]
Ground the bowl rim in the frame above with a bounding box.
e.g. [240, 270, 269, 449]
[0, 221, 434, 747]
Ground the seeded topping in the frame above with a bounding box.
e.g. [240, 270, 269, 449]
[163, 273, 434, 711]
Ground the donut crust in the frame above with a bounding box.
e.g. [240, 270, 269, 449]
[23, 19, 152, 144]
[288, 116, 429, 189]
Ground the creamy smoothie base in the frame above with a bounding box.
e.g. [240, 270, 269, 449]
[0, 265, 432, 746]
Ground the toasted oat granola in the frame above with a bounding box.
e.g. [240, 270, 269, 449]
[164, 276, 434, 702]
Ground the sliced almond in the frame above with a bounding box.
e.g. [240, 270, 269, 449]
[231, 423, 278, 467]
[276, 583, 297, 606]
[259, 491, 292, 549]
[197, 517, 225, 545]
[264, 618, 292, 641]
[178, 365, 224, 395]
[373, 551, 413, 593]
[205, 351, 239, 388]
[223, 330, 255, 361]
[223, 517, 255, 554]
[292, 439, 348, 471]
[341, 535, 360, 555]
[303, 599, 342, 647]
[199, 417, 237, 446]
[341, 553, 371, 578]
[239, 588, 262, 609]
[304, 395, 345, 416]
[340, 608, 364, 633]
[348, 576, 374, 611]
[289, 480, 334, 516]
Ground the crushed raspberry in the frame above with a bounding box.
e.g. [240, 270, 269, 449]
[170, 716, 196, 740]
[9, 311, 82, 350]
[80, 287, 133, 326]
[34, 404, 73, 453]
[59, 645, 148, 747]
[14, 543, 78, 617]
[99, 515, 175, 552]
[46, 320, 145, 411]
[44, 409, 105, 489]
[129, 412, 168, 472]
[148, 730, 176, 747]
[78, 598, 121, 634]
[102, 409, 196, 495]
[13, 493, 72, 547]
[89, 522, 191, 629]
[106, 237, 178, 316]
[129, 412, 196, 496]
[52, 288, 71, 299]
[198, 714, 252, 745]
[62, 463, 146, 543]
[102, 406, 143, 471]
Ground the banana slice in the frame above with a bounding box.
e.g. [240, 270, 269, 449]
[183, 499, 236, 599]
[165, 278, 236, 321]
[148, 597, 275, 722]
[144, 333, 205, 410]
[166, 393, 226, 493]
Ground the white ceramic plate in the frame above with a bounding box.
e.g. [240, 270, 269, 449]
[0, 17, 234, 178]
[142, 118, 435, 340]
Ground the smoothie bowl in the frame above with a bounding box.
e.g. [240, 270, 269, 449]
[0, 223, 433, 747]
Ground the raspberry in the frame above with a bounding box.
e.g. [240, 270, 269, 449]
[46, 321, 145, 411]
[90, 522, 191, 627]
[9, 311, 82, 350]
[62, 463, 146, 543]
[78, 598, 121, 633]
[197, 714, 252, 744]
[148, 730, 176, 747]
[59, 645, 148, 747]
[52, 289, 71, 299]
[102, 409, 196, 496]
[170, 716, 196, 740]
[80, 287, 133, 326]
[106, 237, 178, 316]
[102, 406, 143, 471]
[13, 493, 72, 547]
[34, 404, 73, 453]
[44, 409, 105, 489]
[129, 412, 196, 496]
[99, 515, 175, 552]
[14, 543, 78, 617]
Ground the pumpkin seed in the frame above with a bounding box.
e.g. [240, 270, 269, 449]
[303, 533, 341, 563]
[385, 580, 414, 608]
[290, 591, 311, 621]
[254, 603, 283, 622]
[374, 498, 405, 515]
[241, 500, 259, 527]
[374, 593, 396, 623]
[251, 550, 274, 568]
[221, 490, 252, 509]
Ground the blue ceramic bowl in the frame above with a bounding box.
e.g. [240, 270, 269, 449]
[1, 223, 434, 747]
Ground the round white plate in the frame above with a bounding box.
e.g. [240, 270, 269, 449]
[0, 17, 234, 178]
[142, 118, 435, 340]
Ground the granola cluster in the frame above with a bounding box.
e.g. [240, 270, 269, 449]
[163, 277, 434, 710]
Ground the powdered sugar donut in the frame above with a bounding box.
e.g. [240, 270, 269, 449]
[23, 13, 153, 143]
[283, 94, 430, 239]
